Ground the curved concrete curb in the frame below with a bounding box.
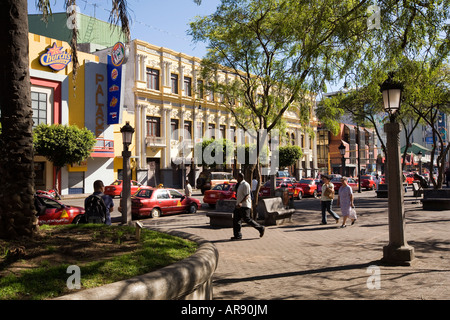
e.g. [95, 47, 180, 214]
[55, 228, 219, 300]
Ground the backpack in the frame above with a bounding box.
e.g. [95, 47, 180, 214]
[84, 194, 107, 224]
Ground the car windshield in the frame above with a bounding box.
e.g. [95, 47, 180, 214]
[135, 189, 153, 198]
[331, 178, 341, 183]
[212, 184, 232, 191]
[111, 180, 122, 185]
[39, 197, 63, 209]
[211, 173, 233, 180]
[361, 176, 371, 179]
[299, 179, 313, 185]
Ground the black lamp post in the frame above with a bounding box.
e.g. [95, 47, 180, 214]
[120, 121, 135, 226]
[380, 75, 415, 266]
[338, 142, 346, 176]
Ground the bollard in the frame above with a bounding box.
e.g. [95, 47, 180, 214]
[135, 221, 143, 241]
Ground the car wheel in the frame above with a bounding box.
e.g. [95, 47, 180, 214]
[72, 215, 84, 225]
[313, 190, 318, 198]
[297, 192, 302, 200]
[151, 208, 161, 218]
[189, 203, 198, 214]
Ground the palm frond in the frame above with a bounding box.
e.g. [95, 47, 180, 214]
[109, 0, 131, 43]
[35, 0, 52, 23]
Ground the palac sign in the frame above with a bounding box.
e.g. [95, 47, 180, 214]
[39, 42, 72, 71]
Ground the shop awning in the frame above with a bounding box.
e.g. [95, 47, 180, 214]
[400, 143, 432, 155]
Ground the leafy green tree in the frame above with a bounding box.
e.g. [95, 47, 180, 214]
[33, 124, 96, 195]
[190, 0, 376, 200]
[279, 145, 303, 169]
[0, 0, 201, 239]
[195, 138, 235, 169]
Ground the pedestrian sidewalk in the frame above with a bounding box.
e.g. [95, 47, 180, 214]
[141, 193, 450, 300]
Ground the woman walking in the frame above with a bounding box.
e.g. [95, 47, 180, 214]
[337, 177, 356, 228]
[320, 175, 340, 225]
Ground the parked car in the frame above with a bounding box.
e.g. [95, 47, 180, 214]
[297, 178, 320, 197]
[130, 187, 201, 219]
[203, 183, 237, 207]
[315, 179, 323, 195]
[379, 175, 386, 184]
[405, 173, 415, 185]
[35, 194, 85, 225]
[197, 171, 236, 194]
[259, 179, 304, 199]
[331, 177, 359, 193]
[360, 175, 376, 190]
[104, 180, 142, 198]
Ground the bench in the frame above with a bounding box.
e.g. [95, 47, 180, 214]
[206, 199, 235, 228]
[257, 197, 295, 226]
[421, 188, 450, 211]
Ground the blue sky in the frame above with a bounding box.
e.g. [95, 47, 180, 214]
[27, 0, 221, 59]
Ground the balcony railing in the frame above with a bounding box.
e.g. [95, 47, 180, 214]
[146, 135, 166, 147]
[92, 139, 115, 158]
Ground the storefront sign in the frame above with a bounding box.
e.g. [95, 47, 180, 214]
[107, 54, 122, 124]
[111, 42, 127, 67]
[39, 42, 72, 71]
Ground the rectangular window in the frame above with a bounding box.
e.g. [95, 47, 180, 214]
[208, 82, 214, 102]
[184, 77, 192, 97]
[184, 120, 192, 140]
[197, 80, 204, 99]
[230, 126, 236, 143]
[171, 74, 178, 94]
[31, 91, 48, 127]
[171, 119, 179, 140]
[146, 116, 161, 137]
[219, 125, 226, 139]
[208, 123, 216, 139]
[146, 68, 160, 90]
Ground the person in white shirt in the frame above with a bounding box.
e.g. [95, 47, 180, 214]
[231, 173, 265, 240]
[251, 178, 258, 200]
[185, 179, 192, 197]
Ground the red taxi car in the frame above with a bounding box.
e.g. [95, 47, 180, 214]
[331, 177, 359, 193]
[105, 180, 142, 198]
[35, 194, 85, 225]
[360, 175, 376, 190]
[130, 187, 201, 219]
[259, 179, 303, 199]
[203, 183, 236, 207]
[297, 178, 320, 197]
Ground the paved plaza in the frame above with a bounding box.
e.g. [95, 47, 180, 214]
[137, 190, 449, 300]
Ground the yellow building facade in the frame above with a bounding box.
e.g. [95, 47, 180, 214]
[29, 33, 131, 195]
[98, 39, 319, 188]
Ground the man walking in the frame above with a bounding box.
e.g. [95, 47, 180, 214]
[185, 179, 193, 197]
[231, 172, 265, 240]
[84, 180, 114, 225]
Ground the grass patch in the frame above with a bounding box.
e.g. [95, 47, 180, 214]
[0, 224, 197, 300]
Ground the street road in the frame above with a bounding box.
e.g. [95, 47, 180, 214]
[60, 187, 397, 223]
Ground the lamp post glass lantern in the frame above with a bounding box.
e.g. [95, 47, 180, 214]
[380, 76, 415, 266]
[121, 121, 135, 148]
[121, 121, 135, 226]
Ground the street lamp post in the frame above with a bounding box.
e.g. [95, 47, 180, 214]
[380, 75, 415, 266]
[120, 121, 135, 226]
[338, 142, 346, 176]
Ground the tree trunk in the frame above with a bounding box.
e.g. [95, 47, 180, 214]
[0, 0, 39, 239]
